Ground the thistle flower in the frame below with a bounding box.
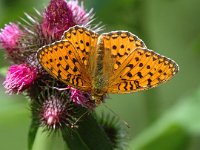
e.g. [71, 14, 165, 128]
[0, 23, 23, 52]
[3, 64, 37, 94]
[2, 0, 102, 132]
[40, 95, 75, 129]
[30, 86, 80, 130]
[68, 86, 95, 109]
[2, 0, 99, 113]
[41, 0, 75, 40]
[68, 0, 92, 25]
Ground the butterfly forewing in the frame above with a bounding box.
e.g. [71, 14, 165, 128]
[100, 31, 146, 88]
[37, 40, 91, 91]
[62, 25, 99, 68]
[101, 31, 146, 65]
[107, 48, 179, 93]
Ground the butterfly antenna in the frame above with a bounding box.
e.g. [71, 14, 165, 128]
[41, 79, 69, 91]
[70, 110, 90, 128]
[52, 86, 69, 91]
[103, 104, 130, 128]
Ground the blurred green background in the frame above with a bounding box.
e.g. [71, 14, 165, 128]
[1, 0, 200, 149]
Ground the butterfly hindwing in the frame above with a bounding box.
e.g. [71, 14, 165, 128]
[107, 48, 179, 93]
[37, 40, 91, 91]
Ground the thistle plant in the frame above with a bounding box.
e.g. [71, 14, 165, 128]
[0, 0, 128, 150]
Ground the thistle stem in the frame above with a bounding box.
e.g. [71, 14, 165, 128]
[31, 127, 53, 150]
[31, 127, 68, 150]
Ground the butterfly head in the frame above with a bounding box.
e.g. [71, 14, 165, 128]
[91, 93, 105, 106]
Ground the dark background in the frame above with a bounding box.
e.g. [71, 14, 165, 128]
[0, 0, 200, 149]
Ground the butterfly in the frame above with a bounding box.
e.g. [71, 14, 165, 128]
[37, 25, 179, 106]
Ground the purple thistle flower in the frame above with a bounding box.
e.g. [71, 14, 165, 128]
[41, 96, 65, 128]
[1, 0, 103, 132]
[41, 0, 75, 40]
[68, 86, 95, 109]
[40, 95, 76, 129]
[0, 23, 23, 52]
[3, 64, 37, 94]
[68, 0, 92, 25]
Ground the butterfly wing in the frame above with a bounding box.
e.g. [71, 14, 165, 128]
[37, 40, 91, 91]
[62, 25, 99, 69]
[108, 48, 178, 93]
[101, 31, 146, 65]
[100, 31, 147, 88]
[100, 31, 178, 93]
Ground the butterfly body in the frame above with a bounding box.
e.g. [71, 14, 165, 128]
[90, 36, 109, 105]
[37, 25, 179, 106]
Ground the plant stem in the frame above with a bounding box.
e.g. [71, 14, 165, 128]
[31, 127, 68, 150]
[62, 112, 113, 150]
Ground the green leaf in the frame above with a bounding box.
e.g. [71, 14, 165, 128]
[0, 66, 8, 77]
[31, 127, 53, 150]
[62, 128, 90, 150]
[129, 87, 200, 150]
[31, 127, 66, 150]
[129, 124, 189, 150]
[28, 120, 38, 150]
[62, 113, 113, 150]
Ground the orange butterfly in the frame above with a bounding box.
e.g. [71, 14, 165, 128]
[37, 25, 179, 106]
